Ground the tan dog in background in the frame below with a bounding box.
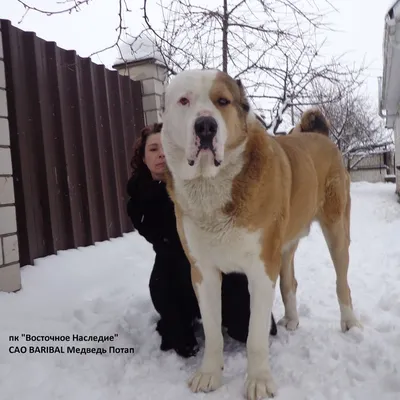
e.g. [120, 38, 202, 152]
[161, 69, 362, 400]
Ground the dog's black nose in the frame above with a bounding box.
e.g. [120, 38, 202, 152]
[194, 116, 218, 141]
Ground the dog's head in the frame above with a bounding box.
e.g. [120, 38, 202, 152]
[161, 69, 253, 180]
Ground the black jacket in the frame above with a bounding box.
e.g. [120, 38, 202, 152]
[126, 174, 186, 262]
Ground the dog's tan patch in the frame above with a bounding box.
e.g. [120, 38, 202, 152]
[221, 108, 350, 285]
[208, 71, 247, 150]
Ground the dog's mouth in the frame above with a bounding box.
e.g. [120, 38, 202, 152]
[188, 145, 221, 167]
[187, 138, 222, 167]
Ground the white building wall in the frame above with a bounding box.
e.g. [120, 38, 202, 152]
[395, 115, 400, 196]
[0, 22, 21, 292]
[350, 169, 387, 183]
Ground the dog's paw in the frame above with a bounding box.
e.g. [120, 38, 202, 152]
[245, 373, 277, 400]
[277, 316, 299, 331]
[341, 318, 363, 332]
[188, 369, 222, 393]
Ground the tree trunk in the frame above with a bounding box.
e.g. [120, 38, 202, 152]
[291, 105, 294, 126]
[222, 0, 228, 72]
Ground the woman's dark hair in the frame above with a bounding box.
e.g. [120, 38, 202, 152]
[130, 122, 163, 178]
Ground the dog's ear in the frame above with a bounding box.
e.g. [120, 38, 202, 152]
[235, 79, 250, 113]
[154, 122, 163, 133]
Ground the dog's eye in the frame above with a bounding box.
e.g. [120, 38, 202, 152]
[178, 97, 189, 106]
[217, 98, 230, 106]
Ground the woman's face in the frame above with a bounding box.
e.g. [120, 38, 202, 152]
[143, 132, 166, 180]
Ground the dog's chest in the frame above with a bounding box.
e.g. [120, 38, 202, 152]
[177, 179, 262, 273]
[183, 218, 262, 273]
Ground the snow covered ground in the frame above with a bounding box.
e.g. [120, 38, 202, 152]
[1, 182, 400, 400]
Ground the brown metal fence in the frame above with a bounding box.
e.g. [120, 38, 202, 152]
[1, 20, 145, 267]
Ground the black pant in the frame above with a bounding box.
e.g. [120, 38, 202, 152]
[149, 254, 200, 350]
[149, 255, 276, 347]
[222, 272, 277, 341]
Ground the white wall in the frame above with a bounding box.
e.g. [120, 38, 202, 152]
[0, 22, 21, 292]
[350, 169, 388, 183]
[395, 115, 400, 196]
[115, 61, 167, 125]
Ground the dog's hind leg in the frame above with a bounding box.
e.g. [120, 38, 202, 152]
[278, 240, 300, 331]
[319, 175, 362, 332]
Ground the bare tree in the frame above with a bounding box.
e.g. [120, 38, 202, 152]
[130, 0, 367, 133]
[299, 81, 394, 168]
[17, 0, 92, 18]
[16, 0, 129, 60]
[17, 0, 367, 134]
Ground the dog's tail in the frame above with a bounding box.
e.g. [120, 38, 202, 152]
[299, 108, 330, 136]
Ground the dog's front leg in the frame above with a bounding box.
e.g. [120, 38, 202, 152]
[245, 261, 277, 400]
[188, 265, 224, 393]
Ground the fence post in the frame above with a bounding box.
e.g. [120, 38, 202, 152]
[113, 57, 167, 125]
[0, 21, 21, 292]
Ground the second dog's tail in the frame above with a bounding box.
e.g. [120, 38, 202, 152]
[299, 108, 330, 136]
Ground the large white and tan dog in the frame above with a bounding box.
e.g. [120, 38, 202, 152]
[160, 69, 362, 399]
